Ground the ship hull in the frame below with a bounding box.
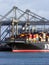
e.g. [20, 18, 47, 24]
[6, 41, 49, 52]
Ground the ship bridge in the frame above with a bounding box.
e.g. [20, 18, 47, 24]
[0, 6, 49, 44]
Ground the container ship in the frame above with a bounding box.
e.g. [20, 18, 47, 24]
[4, 31, 49, 52]
[0, 6, 49, 52]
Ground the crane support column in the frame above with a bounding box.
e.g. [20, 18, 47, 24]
[12, 19, 14, 39]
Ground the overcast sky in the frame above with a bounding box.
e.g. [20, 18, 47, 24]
[0, 0, 49, 19]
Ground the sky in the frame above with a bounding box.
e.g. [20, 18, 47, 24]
[0, 0, 49, 19]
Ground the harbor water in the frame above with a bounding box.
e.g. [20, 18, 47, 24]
[0, 52, 49, 65]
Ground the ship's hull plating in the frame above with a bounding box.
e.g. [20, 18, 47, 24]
[1, 42, 49, 52]
[6, 42, 49, 52]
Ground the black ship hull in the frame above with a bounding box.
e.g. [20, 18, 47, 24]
[6, 41, 49, 52]
[0, 42, 49, 52]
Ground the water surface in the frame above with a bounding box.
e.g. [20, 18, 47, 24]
[0, 52, 49, 65]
